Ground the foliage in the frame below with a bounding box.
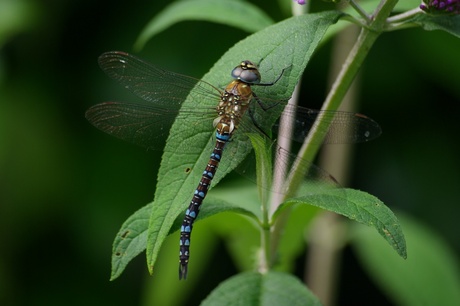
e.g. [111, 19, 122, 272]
[2, 0, 460, 304]
[94, 0, 460, 305]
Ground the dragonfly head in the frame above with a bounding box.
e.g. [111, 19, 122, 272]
[231, 60, 261, 84]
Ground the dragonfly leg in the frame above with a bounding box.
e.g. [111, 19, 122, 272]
[255, 65, 291, 86]
[248, 103, 272, 139]
[253, 92, 280, 111]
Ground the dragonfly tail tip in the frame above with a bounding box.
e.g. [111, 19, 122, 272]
[179, 264, 188, 280]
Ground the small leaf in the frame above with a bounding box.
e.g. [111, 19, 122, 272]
[201, 271, 322, 306]
[134, 0, 274, 51]
[281, 188, 407, 259]
[408, 13, 460, 38]
[147, 11, 344, 275]
[111, 203, 152, 280]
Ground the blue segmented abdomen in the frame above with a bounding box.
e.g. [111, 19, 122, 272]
[178, 131, 229, 280]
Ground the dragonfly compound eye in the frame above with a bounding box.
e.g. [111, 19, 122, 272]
[231, 63, 261, 84]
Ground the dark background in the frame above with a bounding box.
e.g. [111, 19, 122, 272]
[1, 0, 459, 305]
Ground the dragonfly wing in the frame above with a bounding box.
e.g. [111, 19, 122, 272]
[234, 142, 342, 197]
[274, 105, 382, 144]
[98, 51, 221, 109]
[86, 102, 181, 149]
[86, 102, 218, 150]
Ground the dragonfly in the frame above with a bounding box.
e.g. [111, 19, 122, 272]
[86, 51, 381, 280]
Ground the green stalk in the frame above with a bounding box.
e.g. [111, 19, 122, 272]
[248, 134, 274, 273]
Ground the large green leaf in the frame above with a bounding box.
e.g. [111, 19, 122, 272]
[201, 271, 322, 306]
[147, 11, 344, 275]
[134, 0, 274, 51]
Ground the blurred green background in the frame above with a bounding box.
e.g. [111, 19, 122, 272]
[1, 0, 459, 305]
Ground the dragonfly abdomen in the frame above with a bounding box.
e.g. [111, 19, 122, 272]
[179, 127, 231, 280]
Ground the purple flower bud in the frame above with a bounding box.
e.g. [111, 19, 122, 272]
[293, 0, 306, 5]
[420, 0, 460, 15]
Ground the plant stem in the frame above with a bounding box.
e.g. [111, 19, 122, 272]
[386, 7, 422, 23]
[385, 7, 424, 31]
[349, 0, 370, 21]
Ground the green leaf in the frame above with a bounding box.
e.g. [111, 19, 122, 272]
[134, 0, 275, 51]
[408, 13, 460, 38]
[351, 214, 460, 306]
[110, 203, 152, 280]
[281, 188, 407, 259]
[146, 11, 344, 275]
[201, 271, 322, 306]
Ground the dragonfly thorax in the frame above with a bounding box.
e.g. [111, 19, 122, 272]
[213, 80, 253, 134]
